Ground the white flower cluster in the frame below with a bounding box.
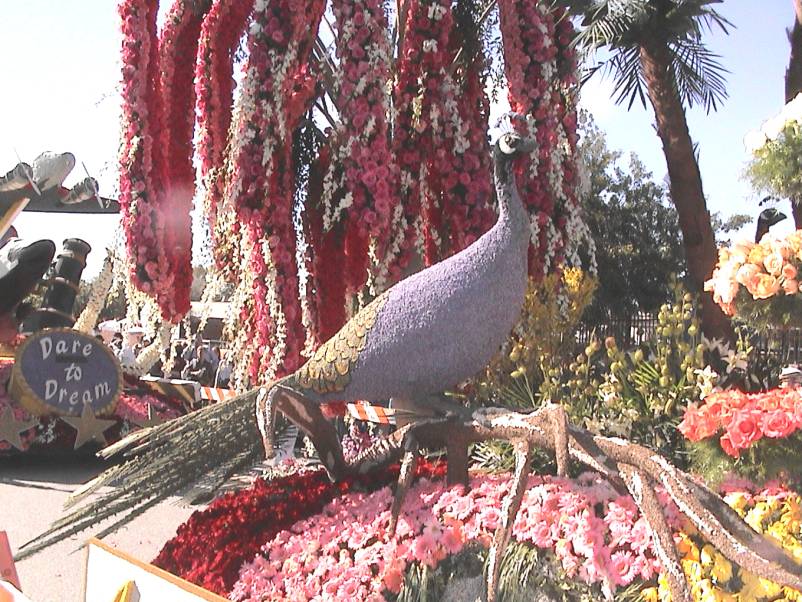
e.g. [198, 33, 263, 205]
[260, 238, 287, 384]
[422, 40, 439, 53]
[744, 92, 802, 154]
[427, 3, 446, 20]
[124, 323, 173, 378]
[74, 254, 115, 334]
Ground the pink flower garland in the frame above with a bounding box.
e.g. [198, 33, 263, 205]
[118, 0, 174, 309]
[680, 387, 802, 457]
[498, 0, 582, 278]
[227, 0, 325, 381]
[231, 472, 683, 600]
[195, 0, 255, 270]
[320, 0, 399, 297]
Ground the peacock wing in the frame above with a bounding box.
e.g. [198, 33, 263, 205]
[295, 291, 390, 395]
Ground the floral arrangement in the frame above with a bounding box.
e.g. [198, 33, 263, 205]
[680, 386, 802, 484]
[155, 0, 208, 318]
[498, 0, 589, 277]
[223, 0, 325, 384]
[118, 0, 176, 316]
[745, 93, 802, 205]
[392, 0, 495, 273]
[74, 254, 115, 333]
[705, 231, 802, 328]
[118, 0, 207, 322]
[153, 459, 447, 594]
[0, 360, 183, 455]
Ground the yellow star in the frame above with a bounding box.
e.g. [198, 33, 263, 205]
[0, 406, 37, 450]
[61, 404, 117, 450]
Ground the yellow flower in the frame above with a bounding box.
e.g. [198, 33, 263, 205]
[723, 492, 749, 516]
[700, 544, 716, 567]
[746, 504, 771, 531]
[682, 558, 703, 583]
[783, 585, 802, 601]
[749, 245, 768, 264]
[640, 586, 659, 602]
[710, 553, 733, 583]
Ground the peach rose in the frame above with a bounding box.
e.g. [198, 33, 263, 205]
[761, 409, 797, 439]
[782, 262, 797, 280]
[749, 273, 781, 299]
[763, 252, 785, 276]
[735, 263, 760, 286]
[783, 278, 799, 294]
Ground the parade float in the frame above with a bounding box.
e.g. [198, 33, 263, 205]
[9, 1, 802, 601]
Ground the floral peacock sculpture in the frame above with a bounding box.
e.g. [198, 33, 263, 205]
[18, 129, 802, 602]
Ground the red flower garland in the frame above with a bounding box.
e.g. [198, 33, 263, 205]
[157, 1, 210, 319]
[227, 0, 325, 381]
[393, 0, 454, 270]
[153, 460, 447, 594]
[196, 0, 255, 271]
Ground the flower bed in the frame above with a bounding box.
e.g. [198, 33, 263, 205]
[0, 359, 183, 455]
[154, 461, 802, 601]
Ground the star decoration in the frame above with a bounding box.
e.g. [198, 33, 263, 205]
[61, 404, 117, 450]
[0, 406, 37, 450]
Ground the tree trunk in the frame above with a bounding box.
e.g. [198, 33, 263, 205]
[787, 0, 802, 227]
[639, 40, 734, 342]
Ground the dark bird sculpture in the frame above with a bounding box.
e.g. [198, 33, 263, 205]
[256, 130, 533, 481]
[755, 206, 787, 243]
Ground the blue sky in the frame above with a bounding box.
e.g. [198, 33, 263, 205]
[0, 1, 796, 275]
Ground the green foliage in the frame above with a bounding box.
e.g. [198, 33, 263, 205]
[579, 116, 686, 322]
[745, 121, 802, 204]
[390, 542, 627, 602]
[557, 0, 731, 112]
[687, 433, 802, 489]
[540, 283, 706, 463]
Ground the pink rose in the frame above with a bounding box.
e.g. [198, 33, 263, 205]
[761, 409, 797, 438]
[783, 279, 799, 294]
[726, 408, 762, 450]
[783, 262, 798, 280]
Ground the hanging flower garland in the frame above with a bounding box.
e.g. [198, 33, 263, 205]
[195, 0, 255, 272]
[74, 254, 115, 334]
[431, 35, 494, 257]
[498, 0, 587, 278]
[225, 0, 325, 384]
[118, 0, 175, 313]
[156, 0, 210, 319]
[393, 0, 454, 270]
[305, 146, 349, 343]
[318, 0, 399, 299]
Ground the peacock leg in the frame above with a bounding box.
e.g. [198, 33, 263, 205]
[445, 436, 470, 487]
[256, 382, 351, 480]
[619, 464, 691, 602]
[388, 432, 420, 537]
[486, 440, 532, 602]
[545, 403, 569, 477]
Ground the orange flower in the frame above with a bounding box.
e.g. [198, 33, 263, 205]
[735, 263, 761, 286]
[782, 263, 798, 281]
[763, 252, 785, 276]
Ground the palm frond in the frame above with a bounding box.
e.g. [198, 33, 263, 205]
[16, 389, 262, 560]
[668, 36, 729, 111]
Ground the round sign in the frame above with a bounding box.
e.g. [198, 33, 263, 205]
[9, 328, 122, 417]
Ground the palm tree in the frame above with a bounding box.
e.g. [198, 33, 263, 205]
[786, 0, 802, 227]
[556, 0, 733, 341]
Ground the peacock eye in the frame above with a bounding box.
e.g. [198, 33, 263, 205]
[499, 134, 516, 155]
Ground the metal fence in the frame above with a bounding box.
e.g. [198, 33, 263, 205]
[576, 315, 802, 364]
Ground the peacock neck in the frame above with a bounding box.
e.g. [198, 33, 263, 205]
[493, 156, 529, 244]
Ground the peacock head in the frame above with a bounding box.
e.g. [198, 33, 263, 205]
[495, 132, 535, 156]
